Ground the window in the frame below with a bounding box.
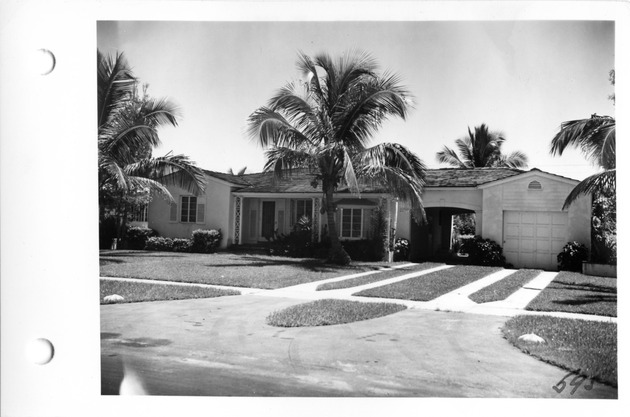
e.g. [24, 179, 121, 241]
[293, 199, 313, 223]
[181, 196, 198, 223]
[528, 180, 542, 190]
[341, 208, 362, 238]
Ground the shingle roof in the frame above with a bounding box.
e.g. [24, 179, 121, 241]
[423, 168, 523, 187]
[210, 167, 526, 194]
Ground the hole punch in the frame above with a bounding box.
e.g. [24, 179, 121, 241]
[35, 49, 56, 75]
[26, 338, 55, 365]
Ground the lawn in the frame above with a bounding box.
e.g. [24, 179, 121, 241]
[468, 269, 542, 304]
[353, 265, 502, 301]
[100, 279, 239, 304]
[526, 271, 616, 317]
[316, 262, 444, 291]
[502, 315, 617, 387]
[266, 299, 407, 327]
[100, 250, 397, 289]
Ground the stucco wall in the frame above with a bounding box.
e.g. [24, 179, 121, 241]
[148, 173, 233, 248]
[481, 174, 591, 249]
[422, 189, 483, 211]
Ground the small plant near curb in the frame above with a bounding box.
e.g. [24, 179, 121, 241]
[266, 299, 407, 327]
[557, 241, 588, 272]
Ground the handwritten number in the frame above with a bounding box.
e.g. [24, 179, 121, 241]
[569, 375, 586, 395]
[554, 371, 594, 395]
[583, 378, 595, 391]
[552, 372, 571, 393]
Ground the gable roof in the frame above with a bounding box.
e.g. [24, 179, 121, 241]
[424, 168, 523, 188]
[222, 167, 529, 194]
[477, 167, 579, 188]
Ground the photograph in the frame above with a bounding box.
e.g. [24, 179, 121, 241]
[96, 19, 617, 398]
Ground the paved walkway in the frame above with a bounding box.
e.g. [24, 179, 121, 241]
[100, 264, 617, 397]
[101, 264, 616, 322]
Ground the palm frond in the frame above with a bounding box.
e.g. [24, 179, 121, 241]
[125, 176, 177, 203]
[563, 169, 616, 209]
[354, 143, 427, 221]
[497, 151, 529, 169]
[337, 74, 412, 147]
[139, 97, 180, 128]
[263, 146, 315, 179]
[436, 146, 464, 167]
[296, 51, 326, 105]
[123, 153, 206, 196]
[97, 50, 136, 128]
[247, 107, 312, 148]
[341, 149, 360, 194]
[550, 115, 616, 169]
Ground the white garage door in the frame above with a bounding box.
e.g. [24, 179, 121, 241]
[503, 211, 568, 270]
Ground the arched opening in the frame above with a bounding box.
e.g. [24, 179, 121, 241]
[409, 206, 476, 262]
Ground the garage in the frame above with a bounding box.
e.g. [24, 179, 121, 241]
[503, 211, 568, 270]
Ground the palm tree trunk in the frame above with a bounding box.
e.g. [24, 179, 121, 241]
[323, 186, 351, 265]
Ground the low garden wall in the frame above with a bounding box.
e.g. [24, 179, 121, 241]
[582, 262, 617, 278]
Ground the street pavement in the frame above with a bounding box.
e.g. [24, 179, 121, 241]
[101, 276, 618, 398]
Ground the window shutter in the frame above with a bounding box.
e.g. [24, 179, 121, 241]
[169, 202, 178, 222]
[197, 203, 205, 223]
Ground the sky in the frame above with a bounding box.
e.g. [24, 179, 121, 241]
[97, 20, 615, 180]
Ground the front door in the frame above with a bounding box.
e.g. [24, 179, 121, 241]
[261, 201, 276, 240]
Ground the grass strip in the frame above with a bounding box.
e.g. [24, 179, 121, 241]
[526, 271, 616, 317]
[266, 299, 407, 327]
[316, 262, 443, 291]
[353, 265, 502, 301]
[502, 315, 617, 387]
[100, 279, 239, 304]
[100, 250, 392, 289]
[468, 269, 542, 303]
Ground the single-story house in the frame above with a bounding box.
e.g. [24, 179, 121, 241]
[144, 167, 591, 270]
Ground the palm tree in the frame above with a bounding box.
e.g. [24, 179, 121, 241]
[248, 51, 426, 265]
[98, 50, 206, 238]
[436, 124, 528, 169]
[550, 114, 615, 209]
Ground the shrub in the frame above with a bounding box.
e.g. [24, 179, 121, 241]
[124, 227, 156, 250]
[172, 238, 192, 252]
[145, 237, 174, 251]
[394, 238, 410, 261]
[191, 229, 222, 253]
[267, 218, 326, 258]
[557, 241, 588, 272]
[459, 235, 506, 266]
[342, 239, 381, 262]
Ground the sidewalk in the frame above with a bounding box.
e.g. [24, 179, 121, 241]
[101, 265, 617, 323]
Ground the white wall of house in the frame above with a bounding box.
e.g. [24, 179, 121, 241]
[480, 173, 591, 250]
[148, 173, 234, 248]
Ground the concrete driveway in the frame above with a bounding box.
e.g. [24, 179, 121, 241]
[101, 294, 617, 398]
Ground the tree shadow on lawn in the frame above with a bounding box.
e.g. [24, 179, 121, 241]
[541, 280, 617, 312]
[203, 255, 383, 273]
[553, 293, 617, 306]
